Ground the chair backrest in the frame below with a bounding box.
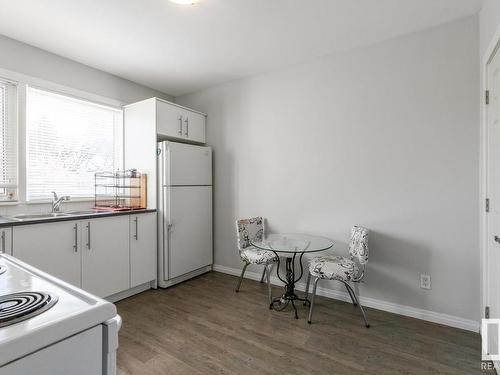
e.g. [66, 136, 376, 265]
[349, 226, 369, 265]
[236, 217, 264, 250]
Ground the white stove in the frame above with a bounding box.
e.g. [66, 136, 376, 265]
[0, 254, 121, 375]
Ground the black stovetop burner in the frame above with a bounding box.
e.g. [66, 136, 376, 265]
[0, 291, 58, 328]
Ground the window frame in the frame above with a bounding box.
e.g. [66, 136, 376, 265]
[24, 85, 124, 202]
[0, 68, 127, 206]
[0, 78, 19, 203]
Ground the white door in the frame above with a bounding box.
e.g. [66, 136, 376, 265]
[167, 186, 212, 279]
[82, 216, 129, 297]
[130, 213, 157, 287]
[165, 141, 212, 186]
[13, 222, 81, 287]
[184, 110, 206, 144]
[157, 99, 184, 140]
[487, 47, 500, 325]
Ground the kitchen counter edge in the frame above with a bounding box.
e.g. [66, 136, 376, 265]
[0, 209, 157, 228]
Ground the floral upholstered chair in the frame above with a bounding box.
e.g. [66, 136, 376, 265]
[235, 217, 278, 304]
[305, 226, 370, 327]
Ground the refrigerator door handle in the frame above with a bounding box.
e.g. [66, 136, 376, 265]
[165, 222, 173, 281]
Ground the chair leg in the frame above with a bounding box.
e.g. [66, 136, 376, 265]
[235, 263, 249, 292]
[307, 277, 320, 324]
[260, 265, 267, 283]
[344, 282, 357, 306]
[303, 272, 311, 305]
[265, 264, 273, 306]
[344, 282, 370, 328]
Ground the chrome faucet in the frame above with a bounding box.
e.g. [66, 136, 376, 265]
[51, 192, 70, 213]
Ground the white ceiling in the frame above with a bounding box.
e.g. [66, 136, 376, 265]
[0, 0, 484, 96]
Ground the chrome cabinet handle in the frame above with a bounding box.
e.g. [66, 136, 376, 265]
[73, 224, 78, 252]
[1, 231, 5, 253]
[184, 117, 189, 137]
[86, 222, 91, 250]
[178, 116, 183, 135]
[134, 217, 138, 240]
[495, 236, 500, 244]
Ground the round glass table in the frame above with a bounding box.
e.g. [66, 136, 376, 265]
[251, 233, 334, 319]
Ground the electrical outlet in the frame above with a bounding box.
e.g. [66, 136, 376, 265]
[420, 274, 431, 290]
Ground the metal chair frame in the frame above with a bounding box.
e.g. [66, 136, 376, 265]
[234, 217, 277, 305]
[304, 226, 370, 328]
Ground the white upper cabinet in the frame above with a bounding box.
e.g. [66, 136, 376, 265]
[182, 110, 206, 144]
[156, 99, 206, 144]
[157, 99, 184, 140]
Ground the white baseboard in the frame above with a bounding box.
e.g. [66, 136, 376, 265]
[213, 264, 480, 333]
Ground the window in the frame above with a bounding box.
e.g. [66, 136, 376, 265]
[26, 87, 123, 201]
[0, 80, 18, 201]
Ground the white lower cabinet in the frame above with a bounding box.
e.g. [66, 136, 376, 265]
[13, 221, 81, 287]
[81, 216, 130, 298]
[130, 213, 156, 288]
[0, 227, 12, 255]
[11, 212, 156, 298]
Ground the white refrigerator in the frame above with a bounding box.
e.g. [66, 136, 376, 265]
[157, 141, 213, 288]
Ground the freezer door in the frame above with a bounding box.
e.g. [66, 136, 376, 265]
[167, 186, 212, 279]
[164, 141, 212, 186]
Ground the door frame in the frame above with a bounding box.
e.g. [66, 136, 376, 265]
[481, 24, 500, 331]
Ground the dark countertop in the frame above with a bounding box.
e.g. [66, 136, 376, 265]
[0, 209, 157, 228]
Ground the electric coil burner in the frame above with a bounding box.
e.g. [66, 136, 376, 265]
[0, 265, 6, 275]
[0, 292, 58, 328]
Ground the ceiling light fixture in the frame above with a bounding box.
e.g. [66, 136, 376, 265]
[169, 0, 199, 5]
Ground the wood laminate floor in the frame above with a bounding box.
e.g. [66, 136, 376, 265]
[116, 272, 487, 375]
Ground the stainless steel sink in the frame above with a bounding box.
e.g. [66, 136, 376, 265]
[7, 213, 72, 221]
[65, 210, 101, 216]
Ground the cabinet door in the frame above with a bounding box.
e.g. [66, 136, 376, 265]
[130, 213, 157, 287]
[13, 222, 81, 287]
[0, 227, 12, 255]
[82, 216, 129, 297]
[184, 111, 206, 144]
[157, 100, 184, 140]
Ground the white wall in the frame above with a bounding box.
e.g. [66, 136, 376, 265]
[0, 34, 173, 104]
[176, 17, 480, 324]
[0, 34, 173, 215]
[480, 0, 500, 59]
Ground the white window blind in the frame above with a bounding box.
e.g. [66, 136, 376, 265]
[26, 87, 123, 201]
[0, 81, 18, 201]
